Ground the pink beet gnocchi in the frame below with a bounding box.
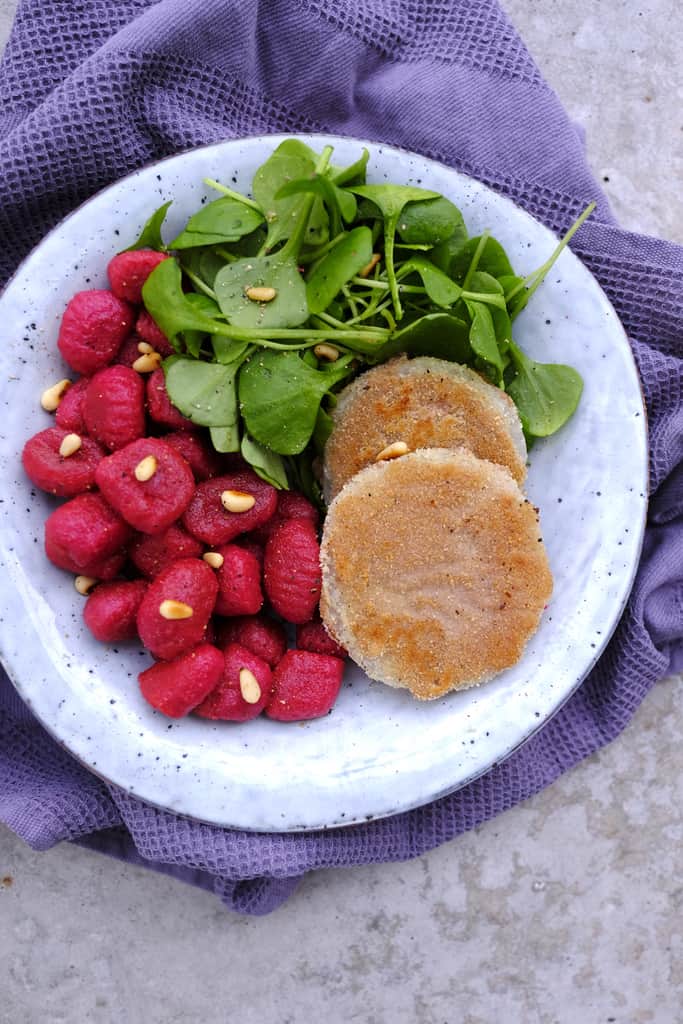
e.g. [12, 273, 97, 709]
[130, 523, 203, 579]
[214, 614, 287, 668]
[213, 544, 263, 617]
[22, 426, 105, 497]
[135, 309, 174, 356]
[194, 643, 273, 722]
[139, 643, 224, 719]
[54, 377, 89, 433]
[182, 470, 278, 546]
[83, 580, 148, 642]
[57, 290, 133, 375]
[44, 492, 132, 573]
[25, 267, 347, 724]
[266, 650, 344, 722]
[146, 369, 194, 430]
[107, 250, 169, 305]
[163, 430, 224, 481]
[95, 437, 195, 534]
[136, 558, 218, 661]
[83, 365, 146, 451]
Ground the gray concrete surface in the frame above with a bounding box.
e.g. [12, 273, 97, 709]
[1, 2, 682, 1022]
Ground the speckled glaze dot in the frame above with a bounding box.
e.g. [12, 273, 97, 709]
[0, 134, 647, 832]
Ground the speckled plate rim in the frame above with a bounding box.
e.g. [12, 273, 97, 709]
[0, 133, 648, 832]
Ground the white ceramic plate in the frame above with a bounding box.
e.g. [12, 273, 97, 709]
[0, 135, 647, 831]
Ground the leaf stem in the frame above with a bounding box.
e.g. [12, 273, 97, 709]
[384, 214, 402, 320]
[380, 307, 397, 331]
[180, 265, 217, 299]
[503, 279, 526, 304]
[342, 284, 359, 319]
[203, 179, 263, 213]
[522, 201, 597, 307]
[505, 202, 596, 310]
[298, 232, 347, 266]
[350, 276, 388, 289]
[225, 325, 389, 343]
[247, 338, 323, 351]
[213, 246, 239, 263]
[314, 311, 347, 329]
[462, 230, 490, 290]
[461, 290, 507, 309]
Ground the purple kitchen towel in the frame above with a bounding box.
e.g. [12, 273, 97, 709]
[0, 0, 681, 916]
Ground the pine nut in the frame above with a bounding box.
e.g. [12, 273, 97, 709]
[221, 489, 256, 513]
[41, 379, 72, 412]
[203, 552, 224, 569]
[159, 599, 193, 620]
[313, 343, 340, 362]
[137, 341, 154, 354]
[358, 253, 381, 278]
[239, 667, 262, 704]
[132, 352, 162, 373]
[74, 575, 97, 596]
[245, 286, 277, 302]
[59, 433, 82, 458]
[376, 441, 410, 461]
[134, 455, 158, 482]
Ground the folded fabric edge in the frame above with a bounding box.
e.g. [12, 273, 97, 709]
[73, 827, 304, 914]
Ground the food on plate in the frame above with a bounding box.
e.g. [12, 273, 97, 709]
[194, 642, 273, 721]
[54, 377, 88, 433]
[130, 137, 587, 510]
[44, 492, 132, 578]
[57, 290, 133, 375]
[323, 355, 527, 501]
[94, 437, 195, 534]
[82, 365, 146, 450]
[136, 557, 219, 661]
[266, 650, 345, 722]
[319, 448, 553, 699]
[296, 616, 348, 659]
[214, 614, 288, 668]
[145, 368, 194, 430]
[22, 426, 105, 497]
[181, 470, 278, 545]
[129, 523, 203, 578]
[263, 518, 322, 624]
[83, 579, 148, 643]
[21, 137, 586, 723]
[138, 643, 225, 719]
[135, 308, 174, 355]
[107, 250, 169, 304]
[213, 543, 263, 616]
[162, 430, 224, 481]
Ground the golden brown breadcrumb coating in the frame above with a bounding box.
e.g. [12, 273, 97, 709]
[323, 356, 527, 501]
[320, 448, 552, 699]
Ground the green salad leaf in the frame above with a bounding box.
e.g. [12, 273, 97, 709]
[306, 226, 373, 314]
[396, 195, 464, 246]
[164, 358, 239, 427]
[170, 197, 264, 249]
[238, 350, 355, 455]
[123, 201, 172, 252]
[214, 255, 309, 328]
[507, 341, 584, 436]
[240, 434, 289, 489]
[252, 143, 328, 251]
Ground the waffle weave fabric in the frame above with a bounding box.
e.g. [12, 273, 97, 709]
[0, 0, 681, 916]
